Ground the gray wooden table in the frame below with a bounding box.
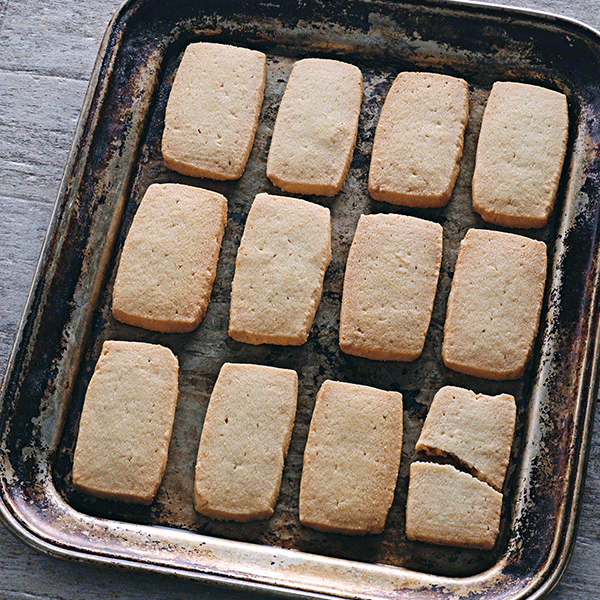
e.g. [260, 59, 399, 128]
[0, 0, 598, 598]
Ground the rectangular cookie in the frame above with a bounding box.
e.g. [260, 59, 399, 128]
[405, 462, 502, 550]
[442, 228, 547, 380]
[266, 58, 363, 196]
[416, 385, 516, 491]
[299, 380, 403, 535]
[229, 193, 331, 345]
[368, 71, 469, 207]
[339, 213, 443, 361]
[162, 42, 266, 180]
[72, 341, 179, 505]
[472, 81, 569, 228]
[112, 183, 227, 333]
[194, 363, 298, 522]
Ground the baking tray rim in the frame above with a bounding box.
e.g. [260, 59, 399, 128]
[1, 0, 600, 598]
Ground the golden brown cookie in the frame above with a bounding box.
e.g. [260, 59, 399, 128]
[162, 42, 266, 180]
[405, 462, 502, 550]
[442, 228, 547, 380]
[72, 341, 179, 505]
[368, 71, 469, 207]
[266, 58, 363, 196]
[339, 213, 443, 361]
[299, 380, 403, 535]
[194, 363, 298, 521]
[472, 81, 568, 228]
[229, 193, 331, 345]
[112, 183, 227, 333]
[416, 385, 516, 491]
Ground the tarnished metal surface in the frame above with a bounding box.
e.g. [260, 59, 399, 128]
[1, 0, 600, 597]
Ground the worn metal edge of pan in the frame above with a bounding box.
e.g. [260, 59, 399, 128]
[1, 0, 600, 598]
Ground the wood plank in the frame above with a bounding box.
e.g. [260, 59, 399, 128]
[0, 0, 122, 79]
[0, 70, 89, 203]
[0, 195, 52, 373]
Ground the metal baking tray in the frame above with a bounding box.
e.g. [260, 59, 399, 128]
[1, 0, 600, 597]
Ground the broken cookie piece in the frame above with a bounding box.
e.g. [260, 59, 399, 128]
[416, 385, 516, 491]
[405, 462, 502, 550]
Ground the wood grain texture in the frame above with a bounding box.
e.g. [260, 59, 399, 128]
[0, 0, 598, 598]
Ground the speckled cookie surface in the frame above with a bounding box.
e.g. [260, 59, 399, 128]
[416, 385, 516, 491]
[472, 81, 568, 228]
[368, 71, 469, 207]
[229, 193, 331, 345]
[266, 58, 363, 196]
[72, 341, 179, 505]
[112, 183, 227, 333]
[442, 228, 547, 380]
[405, 462, 503, 550]
[339, 213, 443, 361]
[299, 380, 403, 535]
[162, 42, 266, 180]
[194, 363, 298, 522]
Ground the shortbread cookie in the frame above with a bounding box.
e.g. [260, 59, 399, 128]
[472, 81, 569, 228]
[368, 71, 469, 207]
[162, 42, 266, 180]
[416, 386, 516, 491]
[339, 214, 443, 361]
[229, 193, 331, 345]
[112, 183, 227, 333]
[194, 363, 298, 522]
[299, 380, 403, 535]
[442, 229, 547, 380]
[405, 462, 502, 550]
[266, 58, 363, 196]
[72, 341, 179, 505]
